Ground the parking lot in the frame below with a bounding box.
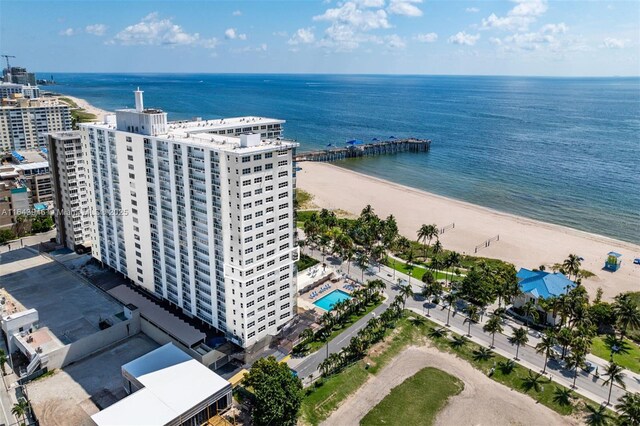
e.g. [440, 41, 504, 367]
[0, 248, 123, 344]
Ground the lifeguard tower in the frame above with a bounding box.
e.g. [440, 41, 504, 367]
[604, 252, 622, 272]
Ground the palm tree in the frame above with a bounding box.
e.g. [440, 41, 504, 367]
[300, 328, 314, 346]
[498, 359, 516, 375]
[565, 351, 585, 388]
[422, 281, 443, 316]
[508, 327, 529, 360]
[417, 224, 430, 260]
[612, 293, 640, 340]
[444, 292, 456, 326]
[450, 335, 469, 349]
[535, 331, 556, 374]
[464, 305, 480, 337]
[405, 251, 415, 286]
[521, 371, 545, 393]
[563, 254, 582, 281]
[615, 392, 640, 425]
[483, 315, 504, 348]
[602, 362, 626, 405]
[428, 327, 449, 340]
[344, 248, 355, 276]
[446, 251, 462, 285]
[11, 398, 29, 425]
[0, 349, 7, 375]
[472, 347, 494, 362]
[521, 300, 539, 330]
[553, 388, 574, 407]
[556, 327, 574, 359]
[584, 404, 613, 426]
[355, 252, 369, 282]
[399, 284, 413, 310]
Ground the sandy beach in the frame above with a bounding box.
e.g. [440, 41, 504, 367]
[58, 94, 110, 122]
[297, 162, 640, 300]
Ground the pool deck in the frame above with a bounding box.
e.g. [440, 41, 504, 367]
[297, 269, 361, 313]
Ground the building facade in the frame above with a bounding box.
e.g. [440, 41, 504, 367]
[81, 90, 297, 348]
[48, 131, 93, 249]
[0, 97, 71, 152]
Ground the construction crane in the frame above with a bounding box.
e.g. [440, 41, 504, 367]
[1, 54, 16, 71]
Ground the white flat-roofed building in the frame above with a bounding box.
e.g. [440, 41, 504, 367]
[90, 343, 232, 426]
[0, 97, 71, 152]
[81, 89, 298, 348]
[48, 131, 93, 249]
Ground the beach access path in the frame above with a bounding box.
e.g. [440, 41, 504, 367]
[296, 161, 640, 300]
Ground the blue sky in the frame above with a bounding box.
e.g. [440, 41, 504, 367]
[1, 0, 638, 76]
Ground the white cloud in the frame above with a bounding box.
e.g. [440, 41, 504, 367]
[111, 13, 217, 49]
[387, 0, 423, 17]
[448, 31, 480, 46]
[314, 2, 390, 31]
[603, 37, 629, 49]
[386, 34, 406, 49]
[481, 0, 548, 31]
[414, 32, 438, 42]
[540, 23, 567, 34]
[59, 28, 75, 36]
[288, 28, 315, 45]
[225, 28, 247, 40]
[273, 31, 289, 37]
[232, 10, 242, 16]
[85, 24, 108, 36]
[466, 7, 480, 13]
[230, 43, 268, 53]
[313, 1, 390, 50]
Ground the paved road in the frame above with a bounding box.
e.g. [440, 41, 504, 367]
[294, 250, 635, 407]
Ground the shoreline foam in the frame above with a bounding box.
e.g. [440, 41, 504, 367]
[296, 161, 640, 300]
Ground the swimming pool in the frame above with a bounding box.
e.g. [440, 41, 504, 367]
[313, 290, 352, 311]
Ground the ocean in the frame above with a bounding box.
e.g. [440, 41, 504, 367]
[47, 73, 640, 244]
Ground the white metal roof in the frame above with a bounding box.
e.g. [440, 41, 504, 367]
[91, 343, 231, 426]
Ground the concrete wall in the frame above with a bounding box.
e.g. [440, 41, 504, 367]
[46, 310, 141, 370]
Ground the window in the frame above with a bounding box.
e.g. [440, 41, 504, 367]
[242, 180, 251, 186]
[242, 168, 251, 175]
[278, 160, 288, 167]
[265, 163, 273, 170]
[265, 152, 273, 158]
[278, 171, 288, 177]
[254, 166, 262, 172]
[278, 182, 288, 188]
[242, 156, 251, 163]
[253, 154, 262, 160]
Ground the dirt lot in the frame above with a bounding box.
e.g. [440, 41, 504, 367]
[27, 335, 158, 426]
[322, 345, 583, 426]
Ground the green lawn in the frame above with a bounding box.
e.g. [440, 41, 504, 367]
[58, 97, 78, 108]
[360, 367, 463, 426]
[71, 109, 97, 122]
[591, 336, 640, 374]
[300, 315, 431, 425]
[384, 256, 462, 283]
[296, 253, 319, 272]
[301, 312, 612, 425]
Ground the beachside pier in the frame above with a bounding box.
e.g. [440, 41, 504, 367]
[294, 138, 431, 162]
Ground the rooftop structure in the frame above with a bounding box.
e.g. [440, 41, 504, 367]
[516, 268, 576, 300]
[90, 343, 232, 426]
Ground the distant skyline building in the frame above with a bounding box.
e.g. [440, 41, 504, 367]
[80, 89, 297, 348]
[48, 131, 93, 250]
[0, 96, 71, 151]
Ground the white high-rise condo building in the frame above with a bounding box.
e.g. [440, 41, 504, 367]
[0, 97, 71, 152]
[48, 131, 93, 250]
[81, 89, 298, 348]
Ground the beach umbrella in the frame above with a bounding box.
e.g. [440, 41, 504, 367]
[371, 137, 379, 141]
[389, 135, 396, 139]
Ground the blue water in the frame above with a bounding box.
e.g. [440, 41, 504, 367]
[314, 290, 352, 311]
[46, 74, 640, 244]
